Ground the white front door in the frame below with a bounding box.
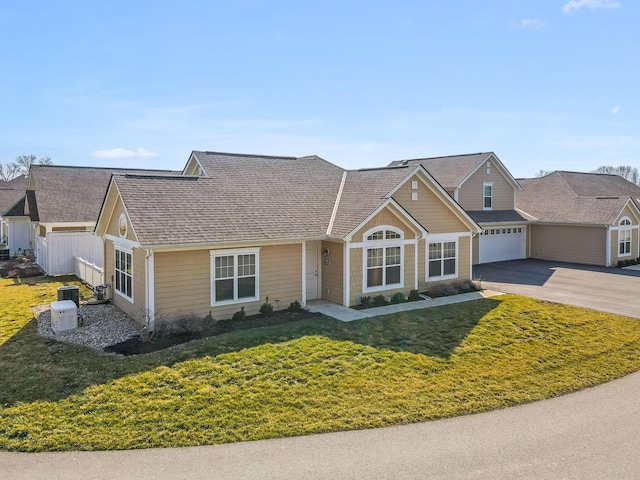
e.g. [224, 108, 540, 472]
[305, 242, 320, 300]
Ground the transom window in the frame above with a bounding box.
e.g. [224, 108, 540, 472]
[114, 247, 133, 301]
[483, 182, 493, 210]
[619, 217, 632, 257]
[210, 248, 260, 305]
[363, 227, 404, 292]
[428, 241, 457, 279]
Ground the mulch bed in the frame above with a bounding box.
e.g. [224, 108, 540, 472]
[104, 310, 319, 355]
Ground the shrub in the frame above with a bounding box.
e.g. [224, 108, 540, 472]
[408, 289, 421, 302]
[424, 279, 481, 299]
[618, 260, 625, 267]
[158, 315, 206, 337]
[373, 294, 388, 307]
[390, 292, 406, 304]
[288, 300, 303, 312]
[260, 297, 274, 317]
[231, 307, 246, 322]
[204, 310, 216, 328]
[360, 296, 371, 308]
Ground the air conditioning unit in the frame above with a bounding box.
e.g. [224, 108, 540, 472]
[50, 300, 78, 333]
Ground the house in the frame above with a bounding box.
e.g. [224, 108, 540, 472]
[0, 176, 30, 254]
[95, 151, 481, 328]
[516, 171, 640, 266]
[25, 165, 176, 278]
[388, 152, 528, 264]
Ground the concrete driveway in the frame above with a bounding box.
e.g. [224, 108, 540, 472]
[474, 259, 640, 319]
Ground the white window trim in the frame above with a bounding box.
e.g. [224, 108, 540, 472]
[210, 247, 260, 306]
[426, 238, 458, 281]
[362, 226, 404, 294]
[618, 217, 633, 257]
[483, 182, 493, 211]
[114, 245, 134, 303]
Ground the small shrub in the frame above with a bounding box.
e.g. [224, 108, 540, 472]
[231, 307, 246, 322]
[360, 296, 371, 308]
[158, 315, 206, 337]
[624, 259, 631, 266]
[390, 292, 406, 304]
[204, 310, 216, 328]
[373, 294, 388, 307]
[260, 296, 274, 317]
[408, 289, 421, 302]
[288, 300, 303, 312]
[617, 260, 625, 267]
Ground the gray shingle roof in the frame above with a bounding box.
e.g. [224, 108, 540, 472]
[30, 165, 177, 223]
[467, 210, 528, 224]
[0, 176, 28, 216]
[388, 153, 493, 189]
[517, 171, 640, 224]
[114, 153, 346, 245]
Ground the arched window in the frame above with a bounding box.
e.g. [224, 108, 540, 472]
[618, 217, 632, 257]
[363, 227, 404, 291]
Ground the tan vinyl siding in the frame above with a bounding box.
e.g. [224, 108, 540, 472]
[105, 239, 146, 324]
[154, 244, 303, 321]
[51, 226, 90, 232]
[615, 203, 640, 225]
[321, 240, 343, 304]
[457, 161, 515, 211]
[105, 196, 137, 242]
[472, 234, 480, 265]
[610, 226, 639, 265]
[392, 175, 468, 233]
[350, 207, 416, 242]
[418, 235, 471, 290]
[530, 224, 606, 266]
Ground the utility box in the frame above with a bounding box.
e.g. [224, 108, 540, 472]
[57, 286, 80, 307]
[50, 300, 78, 333]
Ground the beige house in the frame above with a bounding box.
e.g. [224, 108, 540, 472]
[389, 153, 527, 264]
[95, 151, 481, 328]
[517, 171, 640, 266]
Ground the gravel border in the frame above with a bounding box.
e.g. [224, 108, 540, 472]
[34, 302, 141, 350]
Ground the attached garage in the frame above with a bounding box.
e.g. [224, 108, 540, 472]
[479, 225, 526, 263]
[529, 224, 607, 266]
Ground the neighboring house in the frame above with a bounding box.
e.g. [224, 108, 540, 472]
[25, 165, 176, 278]
[0, 176, 30, 254]
[95, 151, 481, 328]
[389, 153, 528, 264]
[517, 171, 640, 266]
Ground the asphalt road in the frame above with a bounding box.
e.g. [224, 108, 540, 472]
[474, 259, 640, 319]
[2, 369, 640, 480]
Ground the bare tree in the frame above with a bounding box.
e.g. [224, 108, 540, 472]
[592, 165, 640, 185]
[0, 155, 52, 181]
[535, 169, 552, 177]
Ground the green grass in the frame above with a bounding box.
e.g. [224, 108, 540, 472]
[1, 276, 640, 451]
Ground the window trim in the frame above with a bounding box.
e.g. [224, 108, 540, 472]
[483, 182, 493, 211]
[618, 217, 633, 257]
[362, 226, 405, 294]
[114, 245, 134, 303]
[426, 238, 458, 281]
[210, 247, 260, 306]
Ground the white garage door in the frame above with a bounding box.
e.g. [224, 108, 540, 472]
[479, 226, 526, 264]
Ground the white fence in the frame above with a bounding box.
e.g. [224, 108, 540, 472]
[74, 256, 104, 287]
[35, 231, 104, 276]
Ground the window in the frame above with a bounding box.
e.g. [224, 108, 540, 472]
[428, 241, 456, 279]
[363, 228, 403, 291]
[483, 182, 493, 210]
[114, 247, 133, 301]
[619, 218, 632, 257]
[210, 248, 260, 305]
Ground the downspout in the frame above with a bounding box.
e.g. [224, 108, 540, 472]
[605, 226, 611, 267]
[145, 249, 155, 331]
[301, 241, 307, 306]
[343, 241, 350, 307]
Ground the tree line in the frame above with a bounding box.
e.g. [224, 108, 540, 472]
[0, 155, 52, 182]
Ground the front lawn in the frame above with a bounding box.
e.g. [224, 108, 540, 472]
[1, 276, 640, 451]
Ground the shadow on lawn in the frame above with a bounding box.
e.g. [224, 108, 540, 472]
[0, 298, 500, 406]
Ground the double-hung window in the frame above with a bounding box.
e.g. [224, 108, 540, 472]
[211, 248, 260, 305]
[428, 241, 457, 279]
[483, 182, 493, 210]
[619, 218, 632, 256]
[114, 247, 133, 301]
[363, 228, 403, 292]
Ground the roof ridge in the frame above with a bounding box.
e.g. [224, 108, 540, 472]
[31, 164, 176, 173]
[200, 150, 298, 160]
[393, 152, 492, 163]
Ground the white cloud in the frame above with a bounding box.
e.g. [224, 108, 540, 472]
[517, 19, 548, 30]
[612, 106, 621, 115]
[91, 147, 157, 158]
[563, 0, 620, 14]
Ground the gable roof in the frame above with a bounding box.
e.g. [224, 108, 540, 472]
[517, 171, 640, 225]
[387, 152, 521, 192]
[0, 176, 28, 217]
[29, 165, 177, 223]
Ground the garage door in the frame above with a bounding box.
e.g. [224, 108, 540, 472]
[479, 226, 526, 263]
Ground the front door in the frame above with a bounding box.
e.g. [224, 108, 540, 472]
[305, 242, 320, 300]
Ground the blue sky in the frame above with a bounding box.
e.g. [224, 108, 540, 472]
[0, 0, 637, 177]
